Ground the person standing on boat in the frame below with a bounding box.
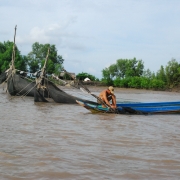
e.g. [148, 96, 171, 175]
[98, 86, 117, 109]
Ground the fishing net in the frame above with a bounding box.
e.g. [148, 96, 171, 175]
[7, 73, 36, 96]
[0, 72, 7, 84]
[36, 78, 96, 104]
[5, 71, 95, 104]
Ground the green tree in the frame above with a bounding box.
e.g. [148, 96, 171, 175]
[128, 76, 141, 88]
[101, 58, 144, 86]
[76, 72, 98, 81]
[0, 41, 27, 73]
[102, 68, 113, 85]
[140, 77, 151, 89]
[108, 64, 118, 78]
[149, 79, 165, 90]
[116, 58, 144, 78]
[142, 69, 153, 79]
[165, 58, 180, 86]
[27, 42, 64, 74]
[156, 65, 167, 84]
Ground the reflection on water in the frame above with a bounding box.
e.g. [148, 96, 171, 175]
[0, 86, 180, 180]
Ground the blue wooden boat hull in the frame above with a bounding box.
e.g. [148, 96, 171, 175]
[76, 100, 180, 114]
[117, 101, 180, 107]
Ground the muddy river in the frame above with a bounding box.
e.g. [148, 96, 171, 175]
[0, 86, 179, 180]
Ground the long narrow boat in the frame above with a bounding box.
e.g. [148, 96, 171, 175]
[76, 100, 180, 114]
[117, 101, 180, 107]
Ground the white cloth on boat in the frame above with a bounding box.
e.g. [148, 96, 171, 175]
[84, 77, 91, 81]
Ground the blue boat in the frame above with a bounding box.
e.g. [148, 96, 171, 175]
[117, 101, 180, 107]
[76, 100, 180, 114]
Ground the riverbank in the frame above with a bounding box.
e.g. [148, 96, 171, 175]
[82, 84, 180, 94]
[82, 81, 180, 93]
[168, 84, 180, 92]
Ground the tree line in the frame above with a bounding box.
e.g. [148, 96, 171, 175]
[101, 58, 180, 90]
[1, 41, 180, 90]
[0, 41, 64, 75]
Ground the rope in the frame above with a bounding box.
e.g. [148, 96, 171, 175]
[19, 83, 37, 99]
[15, 80, 36, 96]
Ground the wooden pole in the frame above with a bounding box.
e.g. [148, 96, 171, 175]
[41, 47, 50, 76]
[11, 25, 17, 70]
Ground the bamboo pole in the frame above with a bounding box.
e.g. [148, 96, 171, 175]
[11, 25, 17, 70]
[36, 47, 50, 89]
[41, 47, 50, 77]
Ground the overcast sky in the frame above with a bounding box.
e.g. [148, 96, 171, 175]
[1, 0, 180, 78]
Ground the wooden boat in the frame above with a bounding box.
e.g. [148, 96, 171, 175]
[76, 100, 180, 114]
[117, 101, 180, 107]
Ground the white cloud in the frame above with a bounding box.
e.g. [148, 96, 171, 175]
[1, 0, 180, 78]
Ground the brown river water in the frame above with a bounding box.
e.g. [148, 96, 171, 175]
[0, 86, 180, 180]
